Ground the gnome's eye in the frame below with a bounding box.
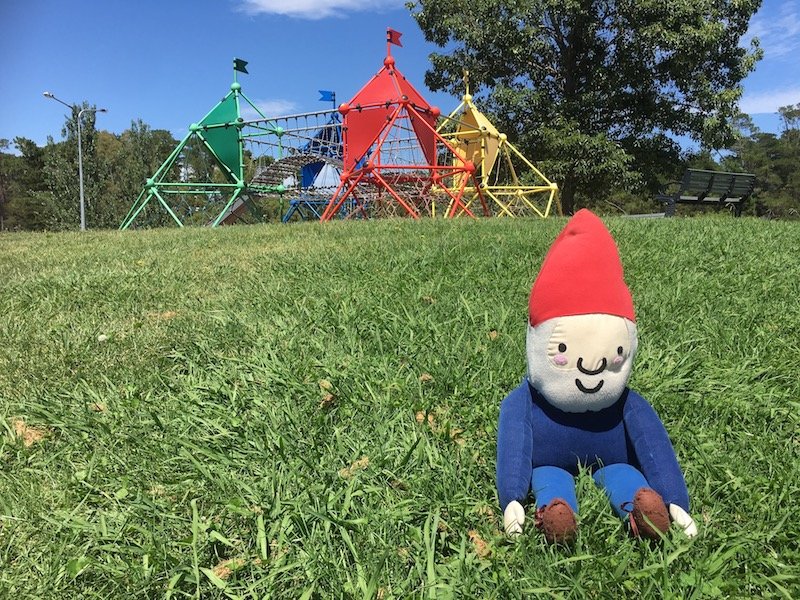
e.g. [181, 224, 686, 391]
[558, 343, 567, 353]
[617, 346, 624, 355]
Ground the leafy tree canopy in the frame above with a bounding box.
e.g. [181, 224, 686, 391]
[0, 117, 177, 231]
[410, 0, 763, 212]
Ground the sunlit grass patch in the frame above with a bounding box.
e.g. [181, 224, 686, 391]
[0, 216, 799, 598]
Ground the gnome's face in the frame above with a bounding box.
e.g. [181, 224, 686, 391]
[527, 313, 638, 412]
[526, 209, 639, 410]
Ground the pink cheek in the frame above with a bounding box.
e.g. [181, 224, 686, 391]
[612, 356, 623, 365]
[553, 354, 568, 366]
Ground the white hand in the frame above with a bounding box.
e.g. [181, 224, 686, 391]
[503, 500, 525, 536]
[669, 504, 698, 538]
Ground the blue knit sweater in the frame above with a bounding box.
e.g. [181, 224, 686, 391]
[496, 379, 690, 512]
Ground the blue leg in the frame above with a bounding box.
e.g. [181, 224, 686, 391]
[531, 466, 578, 513]
[593, 464, 649, 519]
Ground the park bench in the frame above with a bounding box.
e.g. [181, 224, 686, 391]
[656, 169, 756, 217]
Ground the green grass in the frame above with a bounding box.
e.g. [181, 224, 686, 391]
[1, 216, 799, 599]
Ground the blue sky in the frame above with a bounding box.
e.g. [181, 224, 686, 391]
[1, 0, 798, 151]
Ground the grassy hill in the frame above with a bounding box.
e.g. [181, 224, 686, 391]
[1, 216, 798, 598]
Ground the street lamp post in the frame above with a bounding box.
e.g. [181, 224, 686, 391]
[43, 92, 107, 231]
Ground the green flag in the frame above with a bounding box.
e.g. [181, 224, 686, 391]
[233, 58, 248, 74]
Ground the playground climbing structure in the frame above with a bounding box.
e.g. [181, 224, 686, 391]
[436, 73, 560, 218]
[120, 59, 343, 229]
[120, 36, 561, 229]
[320, 32, 488, 220]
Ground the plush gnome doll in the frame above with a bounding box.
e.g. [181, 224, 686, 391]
[496, 209, 698, 543]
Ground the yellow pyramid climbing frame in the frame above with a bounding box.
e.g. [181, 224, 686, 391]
[437, 72, 560, 218]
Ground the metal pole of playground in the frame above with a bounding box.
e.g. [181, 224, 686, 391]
[43, 92, 107, 231]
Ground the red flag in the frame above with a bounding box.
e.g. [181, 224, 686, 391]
[387, 28, 403, 47]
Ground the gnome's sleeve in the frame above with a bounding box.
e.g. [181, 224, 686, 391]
[496, 383, 534, 510]
[623, 391, 690, 512]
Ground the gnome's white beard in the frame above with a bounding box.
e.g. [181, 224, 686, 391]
[526, 315, 638, 413]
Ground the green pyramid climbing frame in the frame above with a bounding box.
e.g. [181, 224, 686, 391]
[120, 59, 282, 229]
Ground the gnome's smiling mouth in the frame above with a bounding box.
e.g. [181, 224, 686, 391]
[575, 379, 604, 394]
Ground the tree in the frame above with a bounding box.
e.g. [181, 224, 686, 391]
[777, 105, 800, 211]
[410, 0, 763, 213]
[0, 139, 10, 229]
[101, 120, 178, 228]
[1, 115, 179, 231]
[0, 137, 51, 230]
[116, 120, 178, 202]
[717, 109, 800, 218]
[41, 102, 103, 229]
[37, 107, 180, 230]
[778, 103, 800, 133]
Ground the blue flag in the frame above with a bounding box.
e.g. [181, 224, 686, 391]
[319, 90, 335, 102]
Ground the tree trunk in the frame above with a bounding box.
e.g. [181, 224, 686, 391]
[559, 173, 577, 215]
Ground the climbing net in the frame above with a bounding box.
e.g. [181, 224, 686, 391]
[339, 112, 452, 218]
[235, 110, 342, 221]
[322, 109, 487, 219]
[245, 111, 341, 186]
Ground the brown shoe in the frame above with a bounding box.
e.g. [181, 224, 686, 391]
[627, 487, 670, 539]
[535, 498, 577, 544]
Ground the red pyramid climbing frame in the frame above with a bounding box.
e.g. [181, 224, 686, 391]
[321, 34, 488, 220]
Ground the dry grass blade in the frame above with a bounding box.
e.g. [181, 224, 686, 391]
[10, 418, 48, 447]
[338, 456, 370, 479]
[468, 530, 491, 559]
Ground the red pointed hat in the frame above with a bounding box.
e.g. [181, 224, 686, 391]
[529, 209, 635, 326]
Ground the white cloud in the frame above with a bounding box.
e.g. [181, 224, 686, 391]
[745, 1, 800, 59]
[740, 87, 800, 114]
[240, 99, 298, 120]
[238, 0, 405, 20]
